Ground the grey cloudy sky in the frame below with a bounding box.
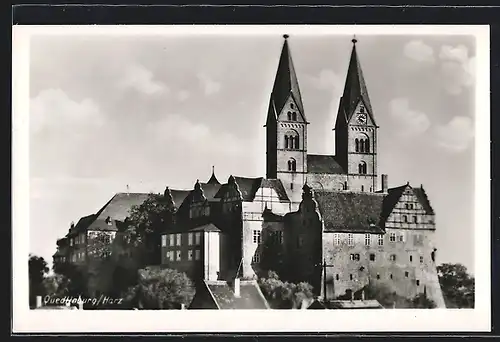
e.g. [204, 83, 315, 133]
[29, 33, 476, 273]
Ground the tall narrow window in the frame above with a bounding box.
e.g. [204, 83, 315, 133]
[347, 233, 354, 246]
[284, 136, 289, 149]
[188, 250, 193, 261]
[350, 274, 353, 280]
[361, 185, 365, 192]
[288, 158, 296, 172]
[161, 235, 167, 247]
[390, 254, 397, 261]
[402, 215, 408, 223]
[365, 139, 370, 153]
[294, 136, 299, 149]
[188, 233, 193, 246]
[360, 139, 365, 153]
[409, 255, 413, 262]
[195, 249, 201, 260]
[333, 233, 340, 245]
[358, 161, 367, 175]
[176, 233, 181, 246]
[355, 139, 360, 152]
[176, 250, 181, 261]
[195, 232, 201, 245]
[378, 235, 384, 246]
[287, 111, 292, 120]
[336, 274, 339, 281]
[413, 216, 418, 223]
[344, 181, 348, 190]
[169, 234, 175, 246]
[364, 234, 371, 246]
[292, 112, 297, 121]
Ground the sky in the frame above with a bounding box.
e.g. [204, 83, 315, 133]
[29, 33, 476, 273]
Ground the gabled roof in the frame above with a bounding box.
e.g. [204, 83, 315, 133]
[85, 190, 190, 232]
[314, 190, 386, 234]
[268, 35, 305, 123]
[307, 154, 345, 174]
[202, 280, 271, 309]
[214, 176, 289, 202]
[335, 38, 376, 129]
[189, 223, 221, 232]
[380, 184, 435, 220]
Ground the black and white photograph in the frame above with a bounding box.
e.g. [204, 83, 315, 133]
[13, 24, 490, 332]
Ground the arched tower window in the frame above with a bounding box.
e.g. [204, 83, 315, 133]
[285, 130, 299, 149]
[355, 139, 359, 152]
[287, 111, 292, 121]
[287, 158, 297, 172]
[292, 112, 297, 121]
[358, 161, 367, 175]
[355, 133, 370, 154]
[365, 138, 370, 153]
[358, 161, 366, 175]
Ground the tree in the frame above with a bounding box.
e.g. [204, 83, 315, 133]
[122, 267, 195, 309]
[124, 191, 176, 264]
[356, 283, 436, 309]
[258, 271, 314, 309]
[29, 254, 49, 307]
[437, 263, 475, 308]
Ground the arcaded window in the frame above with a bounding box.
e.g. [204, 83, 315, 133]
[287, 158, 297, 172]
[284, 130, 299, 149]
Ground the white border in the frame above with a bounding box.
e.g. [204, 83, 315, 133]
[13, 25, 491, 333]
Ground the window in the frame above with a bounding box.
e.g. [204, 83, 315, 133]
[252, 252, 261, 263]
[188, 233, 193, 246]
[361, 185, 365, 192]
[287, 111, 292, 120]
[297, 236, 304, 247]
[176, 250, 181, 261]
[398, 233, 405, 242]
[344, 181, 348, 190]
[377, 274, 380, 279]
[364, 234, 371, 246]
[405, 271, 409, 278]
[188, 250, 193, 261]
[420, 256, 424, 264]
[409, 255, 413, 262]
[402, 215, 408, 223]
[276, 231, 284, 244]
[287, 158, 297, 172]
[161, 235, 167, 247]
[336, 274, 339, 280]
[416, 280, 420, 286]
[405, 203, 409, 209]
[347, 233, 354, 246]
[378, 235, 384, 246]
[195, 249, 201, 260]
[365, 139, 370, 153]
[360, 106, 365, 113]
[370, 253, 375, 261]
[292, 112, 297, 121]
[195, 232, 201, 245]
[358, 161, 367, 174]
[290, 103, 294, 109]
[253, 230, 261, 244]
[350, 274, 353, 280]
[333, 233, 340, 245]
[169, 234, 175, 246]
[390, 274, 393, 279]
[285, 131, 300, 149]
[350, 253, 360, 261]
[166, 251, 174, 261]
[413, 216, 418, 223]
[355, 138, 360, 152]
[70, 238, 74, 246]
[390, 233, 396, 242]
[390, 254, 397, 262]
[176, 233, 181, 246]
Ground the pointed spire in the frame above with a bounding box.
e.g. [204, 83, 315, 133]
[207, 165, 220, 185]
[268, 34, 305, 122]
[336, 36, 375, 127]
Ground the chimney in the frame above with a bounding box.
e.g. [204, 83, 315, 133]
[381, 174, 388, 193]
[234, 278, 241, 298]
[36, 296, 42, 308]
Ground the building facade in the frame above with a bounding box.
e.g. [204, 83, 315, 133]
[53, 35, 445, 307]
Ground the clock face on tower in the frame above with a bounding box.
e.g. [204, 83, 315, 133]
[356, 114, 367, 124]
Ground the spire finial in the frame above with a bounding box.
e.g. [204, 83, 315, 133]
[283, 34, 289, 40]
[212, 165, 215, 174]
[352, 35, 357, 44]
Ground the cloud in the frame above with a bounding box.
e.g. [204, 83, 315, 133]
[117, 63, 168, 95]
[389, 98, 431, 137]
[149, 114, 245, 156]
[434, 116, 474, 153]
[30, 88, 104, 134]
[177, 90, 190, 102]
[197, 73, 221, 95]
[438, 45, 475, 95]
[307, 69, 342, 91]
[403, 40, 435, 63]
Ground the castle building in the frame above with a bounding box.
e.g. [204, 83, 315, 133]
[53, 35, 445, 307]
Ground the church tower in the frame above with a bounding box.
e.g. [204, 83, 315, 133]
[334, 37, 378, 192]
[266, 34, 308, 203]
